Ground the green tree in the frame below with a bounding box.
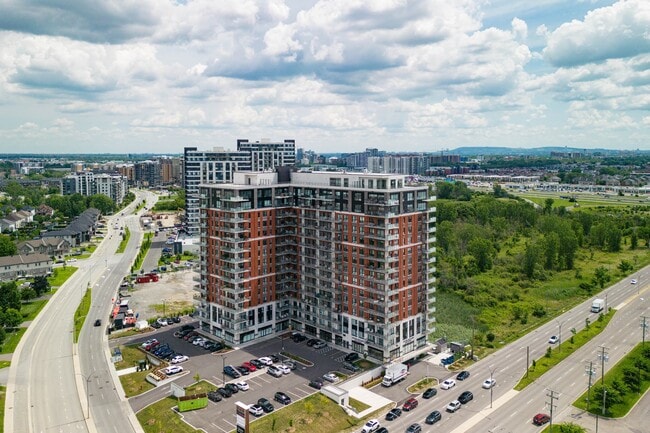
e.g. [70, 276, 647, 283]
[618, 259, 633, 274]
[21, 287, 37, 301]
[555, 422, 587, 433]
[522, 242, 540, 278]
[630, 231, 638, 250]
[593, 266, 611, 289]
[543, 232, 559, 270]
[468, 238, 494, 272]
[544, 198, 554, 214]
[31, 276, 51, 296]
[87, 194, 115, 215]
[0, 234, 17, 257]
[0, 281, 21, 311]
[1, 308, 23, 328]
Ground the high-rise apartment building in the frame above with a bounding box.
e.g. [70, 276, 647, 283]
[196, 170, 435, 362]
[61, 171, 128, 204]
[134, 161, 161, 188]
[184, 139, 296, 235]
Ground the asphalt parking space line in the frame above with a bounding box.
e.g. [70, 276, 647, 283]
[211, 422, 227, 433]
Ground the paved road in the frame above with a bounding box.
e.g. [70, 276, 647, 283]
[4, 190, 156, 433]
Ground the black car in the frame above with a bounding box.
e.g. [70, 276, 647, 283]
[236, 366, 250, 375]
[180, 324, 195, 331]
[458, 391, 473, 404]
[422, 388, 437, 399]
[217, 387, 232, 398]
[258, 398, 275, 413]
[344, 352, 360, 362]
[425, 410, 442, 424]
[292, 333, 307, 342]
[385, 408, 402, 421]
[250, 359, 264, 369]
[207, 390, 222, 402]
[94, 319, 102, 327]
[153, 345, 169, 356]
[309, 378, 324, 389]
[223, 366, 241, 379]
[270, 354, 281, 363]
[456, 371, 470, 381]
[151, 321, 162, 329]
[224, 383, 239, 394]
[405, 423, 422, 433]
[274, 391, 291, 405]
[376, 428, 389, 433]
[172, 316, 181, 323]
[306, 338, 319, 347]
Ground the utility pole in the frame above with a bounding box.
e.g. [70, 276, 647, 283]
[489, 365, 497, 408]
[598, 345, 609, 386]
[526, 346, 530, 378]
[602, 387, 607, 416]
[556, 319, 567, 352]
[546, 389, 558, 433]
[641, 316, 648, 344]
[585, 361, 596, 410]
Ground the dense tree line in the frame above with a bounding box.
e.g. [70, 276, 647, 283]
[45, 193, 115, 217]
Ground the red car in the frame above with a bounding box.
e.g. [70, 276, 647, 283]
[533, 413, 550, 426]
[402, 398, 418, 411]
[241, 361, 257, 372]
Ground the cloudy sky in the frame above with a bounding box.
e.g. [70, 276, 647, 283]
[0, 0, 648, 154]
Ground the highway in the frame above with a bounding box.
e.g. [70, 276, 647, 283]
[4, 190, 156, 433]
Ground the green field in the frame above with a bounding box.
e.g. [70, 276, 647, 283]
[20, 299, 48, 321]
[0, 328, 27, 354]
[48, 266, 78, 287]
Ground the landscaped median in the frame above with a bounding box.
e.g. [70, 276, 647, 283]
[515, 310, 615, 390]
[73, 288, 92, 343]
[573, 343, 650, 417]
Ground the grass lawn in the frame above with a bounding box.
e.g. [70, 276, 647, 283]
[21, 298, 48, 321]
[349, 397, 370, 413]
[109, 328, 146, 340]
[0, 385, 5, 433]
[48, 266, 78, 287]
[249, 393, 368, 433]
[515, 310, 615, 390]
[120, 370, 156, 398]
[0, 361, 10, 369]
[0, 328, 27, 354]
[573, 343, 650, 417]
[115, 345, 149, 370]
[73, 289, 92, 343]
[136, 381, 214, 433]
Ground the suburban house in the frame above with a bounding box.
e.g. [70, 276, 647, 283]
[17, 237, 71, 257]
[0, 253, 52, 281]
[41, 208, 101, 247]
[36, 204, 55, 217]
[0, 209, 34, 233]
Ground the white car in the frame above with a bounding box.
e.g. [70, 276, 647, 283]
[193, 338, 206, 346]
[67, 258, 77, 262]
[156, 318, 168, 327]
[164, 365, 183, 375]
[446, 400, 461, 413]
[361, 419, 380, 433]
[631, 279, 638, 284]
[548, 335, 559, 344]
[171, 355, 189, 364]
[249, 404, 264, 416]
[277, 364, 291, 374]
[482, 378, 496, 389]
[235, 381, 249, 391]
[258, 356, 274, 365]
[441, 379, 456, 390]
[323, 373, 338, 383]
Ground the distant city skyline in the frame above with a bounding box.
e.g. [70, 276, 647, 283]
[0, 1, 648, 154]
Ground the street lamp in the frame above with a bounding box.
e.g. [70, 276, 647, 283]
[598, 345, 609, 386]
[221, 354, 227, 385]
[489, 365, 497, 408]
[641, 316, 648, 344]
[556, 319, 567, 352]
[76, 373, 92, 419]
[585, 361, 596, 410]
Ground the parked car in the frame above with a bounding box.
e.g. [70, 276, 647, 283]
[548, 335, 559, 344]
[183, 331, 198, 341]
[258, 356, 274, 366]
[458, 391, 473, 404]
[164, 365, 183, 375]
[313, 341, 327, 349]
[385, 408, 402, 421]
[151, 321, 162, 329]
[533, 413, 550, 426]
[344, 352, 360, 362]
[248, 404, 263, 416]
[236, 365, 250, 376]
[224, 383, 239, 394]
[361, 419, 380, 433]
[376, 428, 388, 433]
[446, 400, 462, 413]
[270, 354, 281, 363]
[306, 338, 319, 346]
[207, 390, 222, 402]
[482, 378, 496, 389]
[258, 398, 275, 413]
[242, 361, 257, 372]
[405, 423, 421, 433]
[343, 361, 361, 372]
[441, 379, 456, 390]
[250, 359, 264, 369]
[267, 366, 283, 378]
[192, 337, 206, 346]
[283, 360, 297, 370]
[156, 318, 168, 327]
[235, 381, 249, 391]
[171, 355, 189, 364]
[402, 397, 418, 411]
[276, 364, 291, 374]
[309, 378, 324, 389]
[172, 316, 181, 323]
[291, 332, 307, 342]
[217, 387, 232, 398]
[223, 365, 241, 379]
[422, 388, 437, 399]
[456, 371, 470, 381]
[425, 410, 442, 425]
[274, 391, 291, 405]
[323, 373, 338, 383]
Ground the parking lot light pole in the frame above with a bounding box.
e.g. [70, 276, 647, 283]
[221, 354, 227, 385]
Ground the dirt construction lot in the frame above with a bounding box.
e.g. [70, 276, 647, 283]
[125, 269, 196, 320]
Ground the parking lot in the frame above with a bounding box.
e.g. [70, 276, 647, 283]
[117, 323, 371, 433]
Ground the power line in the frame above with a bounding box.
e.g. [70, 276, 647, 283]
[546, 388, 559, 432]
